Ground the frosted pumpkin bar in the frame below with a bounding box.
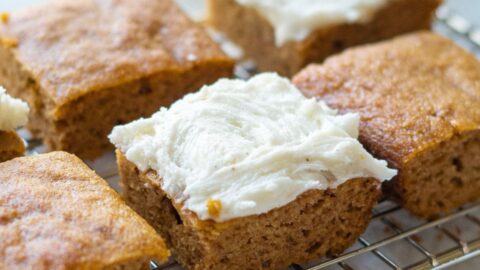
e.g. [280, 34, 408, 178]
[110, 73, 396, 269]
[0, 151, 169, 270]
[0, 86, 28, 162]
[0, 0, 234, 159]
[208, 0, 441, 76]
[294, 32, 480, 219]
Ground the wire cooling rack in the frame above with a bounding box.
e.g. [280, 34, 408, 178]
[19, 4, 480, 270]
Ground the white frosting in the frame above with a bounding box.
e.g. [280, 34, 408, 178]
[235, 0, 390, 46]
[0, 86, 29, 131]
[110, 73, 396, 222]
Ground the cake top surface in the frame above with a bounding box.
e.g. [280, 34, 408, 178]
[0, 86, 29, 131]
[235, 0, 390, 46]
[294, 32, 480, 166]
[0, 0, 230, 106]
[0, 151, 169, 269]
[110, 73, 396, 222]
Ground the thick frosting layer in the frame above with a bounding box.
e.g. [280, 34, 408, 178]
[0, 86, 29, 131]
[236, 0, 389, 46]
[110, 73, 396, 221]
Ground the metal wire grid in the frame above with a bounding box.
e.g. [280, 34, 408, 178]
[19, 5, 480, 270]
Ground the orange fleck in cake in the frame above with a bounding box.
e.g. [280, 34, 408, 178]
[0, 152, 169, 270]
[110, 73, 396, 269]
[208, 0, 441, 76]
[294, 32, 480, 219]
[0, 86, 28, 162]
[0, 0, 234, 159]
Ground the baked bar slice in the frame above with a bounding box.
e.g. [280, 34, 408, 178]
[118, 152, 380, 270]
[111, 73, 396, 269]
[294, 32, 480, 219]
[208, 0, 441, 76]
[0, 151, 169, 269]
[0, 131, 25, 162]
[0, 0, 234, 159]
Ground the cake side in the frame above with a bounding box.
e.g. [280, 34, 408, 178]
[387, 130, 480, 218]
[208, 0, 303, 76]
[117, 151, 381, 270]
[298, 0, 441, 72]
[0, 130, 25, 162]
[293, 32, 480, 218]
[0, 152, 169, 269]
[208, 0, 441, 76]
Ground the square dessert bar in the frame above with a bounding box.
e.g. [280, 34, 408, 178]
[118, 152, 380, 270]
[294, 32, 480, 218]
[0, 152, 169, 269]
[0, 0, 234, 159]
[208, 0, 441, 76]
[112, 74, 396, 269]
[0, 131, 24, 162]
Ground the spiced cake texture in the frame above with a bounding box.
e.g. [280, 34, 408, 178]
[0, 130, 24, 162]
[117, 151, 381, 270]
[208, 0, 441, 76]
[0, 0, 234, 159]
[0, 151, 169, 270]
[294, 32, 480, 219]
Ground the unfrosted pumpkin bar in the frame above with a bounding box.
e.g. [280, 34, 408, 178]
[294, 32, 480, 219]
[110, 74, 396, 269]
[207, 0, 441, 76]
[0, 86, 28, 162]
[0, 151, 169, 270]
[0, 0, 234, 159]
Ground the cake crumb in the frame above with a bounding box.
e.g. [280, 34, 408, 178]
[0, 12, 9, 24]
[207, 199, 222, 218]
[0, 36, 18, 48]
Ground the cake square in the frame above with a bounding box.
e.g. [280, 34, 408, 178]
[111, 74, 396, 269]
[0, 151, 169, 269]
[0, 0, 234, 159]
[294, 31, 480, 218]
[208, 0, 441, 76]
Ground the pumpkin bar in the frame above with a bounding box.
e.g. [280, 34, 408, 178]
[111, 74, 396, 269]
[0, 0, 234, 159]
[294, 32, 480, 219]
[0, 151, 169, 269]
[208, 0, 441, 76]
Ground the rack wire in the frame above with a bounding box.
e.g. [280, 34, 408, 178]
[20, 4, 480, 270]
